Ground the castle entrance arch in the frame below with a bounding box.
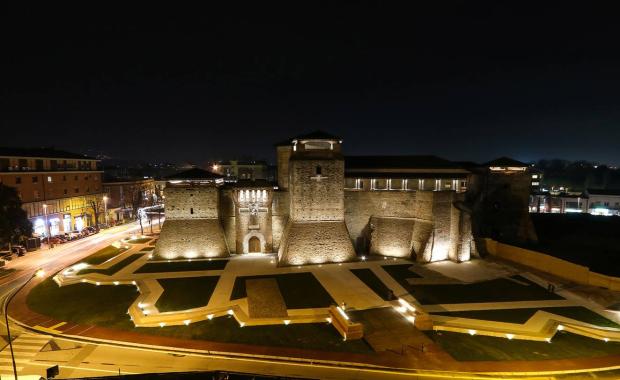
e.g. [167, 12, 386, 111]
[243, 232, 265, 253]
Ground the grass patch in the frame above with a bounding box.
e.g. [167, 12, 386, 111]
[135, 259, 228, 273]
[543, 307, 620, 328]
[433, 307, 620, 328]
[380, 264, 421, 290]
[140, 247, 155, 252]
[27, 277, 137, 329]
[425, 330, 620, 361]
[433, 308, 537, 324]
[79, 254, 143, 276]
[409, 276, 563, 305]
[231, 272, 335, 309]
[350, 268, 394, 300]
[79, 245, 127, 265]
[27, 276, 370, 353]
[135, 317, 372, 353]
[127, 238, 152, 244]
[155, 276, 220, 312]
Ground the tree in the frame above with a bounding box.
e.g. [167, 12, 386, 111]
[0, 184, 32, 250]
[89, 198, 103, 230]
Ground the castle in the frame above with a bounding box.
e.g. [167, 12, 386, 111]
[155, 131, 478, 265]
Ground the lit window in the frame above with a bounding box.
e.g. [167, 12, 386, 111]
[47, 176, 52, 183]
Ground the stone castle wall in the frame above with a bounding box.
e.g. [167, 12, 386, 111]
[155, 219, 229, 259]
[345, 190, 420, 251]
[271, 191, 289, 252]
[164, 187, 219, 219]
[154, 185, 229, 259]
[219, 188, 237, 254]
[344, 190, 472, 262]
[277, 221, 356, 265]
[276, 146, 292, 190]
[289, 159, 345, 222]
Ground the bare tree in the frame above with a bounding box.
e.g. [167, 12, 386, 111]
[89, 199, 103, 230]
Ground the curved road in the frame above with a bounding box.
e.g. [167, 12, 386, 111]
[0, 222, 617, 379]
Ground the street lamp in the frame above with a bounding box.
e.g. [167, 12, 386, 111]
[103, 195, 108, 227]
[42, 204, 50, 249]
[4, 268, 45, 380]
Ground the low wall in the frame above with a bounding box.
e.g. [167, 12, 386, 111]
[485, 239, 620, 291]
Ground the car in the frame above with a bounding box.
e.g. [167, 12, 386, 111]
[0, 250, 11, 260]
[11, 245, 26, 256]
[64, 232, 80, 241]
[86, 226, 98, 234]
[42, 236, 63, 245]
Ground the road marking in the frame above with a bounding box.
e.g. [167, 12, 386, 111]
[0, 333, 51, 376]
[33, 324, 65, 334]
[47, 322, 67, 330]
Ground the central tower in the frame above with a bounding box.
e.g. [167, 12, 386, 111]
[278, 131, 356, 265]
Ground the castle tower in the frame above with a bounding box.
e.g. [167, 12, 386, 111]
[278, 131, 356, 265]
[154, 168, 229, 259]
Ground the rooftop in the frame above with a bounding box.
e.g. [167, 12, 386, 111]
[345, 155, 467, 170]
[0, 147, 97, 160]
[164, 167, 223, 181]
[275, 130, 342, 146]
[484, 156, 529, 168]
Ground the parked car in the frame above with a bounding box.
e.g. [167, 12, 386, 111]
[42, 236, 63, 245]
[64, 232, 80, 241]
[11, 245, 26, 256]
[0, 249, 11, 261]
[86, 226, 98, 234]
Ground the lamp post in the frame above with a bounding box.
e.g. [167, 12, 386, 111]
[42, 204, 50, 249]
[4, 268, 45, 380]
[103, 195, 109, 227]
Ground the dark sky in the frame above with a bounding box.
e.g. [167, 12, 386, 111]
[2, 3, 620, 165]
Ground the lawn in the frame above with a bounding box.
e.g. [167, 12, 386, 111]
[27, 277, 137, 329]
[350, 268, 394, 300]
[230, 272, 335, 309]
[425, 330, 620, 361]
[79, 254, 143, 276]
[433, 306, 620, 328]
[135, 316, 372, 353]
[135, 259, 228, 274]
[26, 276, 371, 353]
[127, 237, 153, 244]
[79, 245, 127, 265]
[155, 276, 220, 312]
[408, 275, 564, 305]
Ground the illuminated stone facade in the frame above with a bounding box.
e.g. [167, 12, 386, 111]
[156, 132, 476, 265]
[154, 185, 229, 259]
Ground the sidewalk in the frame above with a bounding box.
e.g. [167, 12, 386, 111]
[9, 275, 620, 376]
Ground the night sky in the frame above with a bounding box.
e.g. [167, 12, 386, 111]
[2, 3, 620, 165]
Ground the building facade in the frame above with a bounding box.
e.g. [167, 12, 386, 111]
[102, 177, 157, 223]
[530, 188, 620, 216]
[211, 160, 269, 181]
[155, 132, 480, 265]
[0, 148, 104, 236]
